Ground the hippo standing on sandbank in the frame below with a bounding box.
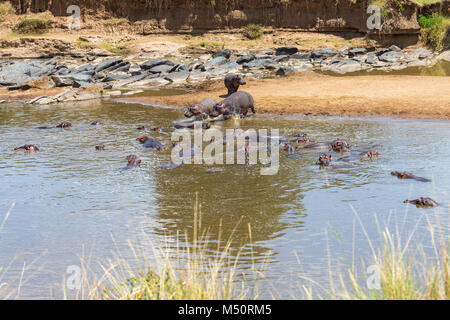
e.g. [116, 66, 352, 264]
[224, 74, 246, 97]
[210, 91, 255, 117]
[184, 97, 217, 119]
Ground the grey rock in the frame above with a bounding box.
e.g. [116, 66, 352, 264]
[257, 49, 274, 56]
[102, 73, 130, 82]
[379, 51, 404, 62]
[140, 59, 175, 70]
[149, 64, 175, 74]
[69, 72, 93, 83]
[276, 46, 298, 56]
[365, 56, 379, 64]
[164, 70, 190, 83]
[273, 55, 290, 63]
[102, 61, 130, 73]
[213, 49, 231, 59]
[276, 67, 294, 76]
[437, 50, 450, 62]
[95, 59, 123, 73]
[406, 48, 432, 60]
[203, 56, 229, 70]
[388, 45, 402, 52]
[236, 54, 256, 64]
[348, 48, 367, 57]
[290, 53, 311, 60]
[311, 48, 338, 59]
[328, 59, 362, 74]
[113, 73, 154, 88]
[51, 75, 74, 87]
[74, 64, 95, 73]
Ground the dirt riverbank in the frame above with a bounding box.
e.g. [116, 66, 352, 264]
[122, 72, 450, 120]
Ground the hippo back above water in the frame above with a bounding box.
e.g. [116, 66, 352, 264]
[211, 91, 255, 117]
[184, 97, 217, 118]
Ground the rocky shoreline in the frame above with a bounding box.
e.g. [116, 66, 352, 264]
[0, 45, 449, 106]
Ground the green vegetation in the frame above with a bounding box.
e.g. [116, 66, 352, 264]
[100, 41, 129, 55]
[76, 37, 94, 49]
[243, 24, 263, 40]
[0, 1, 14, 22]
[414, 0, 442, 4]
[81, 198, 256, 300]
[12, 18, 49, 34]
[418, 13, 450, 51]
[333, 209, 450, 300]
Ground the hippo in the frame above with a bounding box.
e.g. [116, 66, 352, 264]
[123, 155, 141, 170]
[316, 154, 333, 167]
[330, 139, 351, 152]
[315, 154, 358, 169]
[210, 91, 255, 117]
[285, 133, 311, 144]
[404, 197, 439, 208]
[137, 136, 166, 151]
[37, 122, 72, 129]
[14, 144, 39, 152]
[338, 150, 379, 162]
[137, 126, 146, 131]
[91, 120, 104, 126]
[174, 122, 211, 130]
[224, 74, 246, 97]
[95, 145, 105, 150]
[184, 97, 217, 119]
[391, 171, 431, 182]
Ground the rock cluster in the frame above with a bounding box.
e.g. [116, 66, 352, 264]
[0, 45, 445, 105]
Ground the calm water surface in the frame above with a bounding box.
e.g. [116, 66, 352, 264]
[0, 99, 449, 299]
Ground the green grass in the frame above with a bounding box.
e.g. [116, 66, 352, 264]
[76, 197, 260, 300]
[418, 13, 450, 51]
[318, 206, 450, 300]
[99, 41, 129, 55]
[12, 18, 49, 34]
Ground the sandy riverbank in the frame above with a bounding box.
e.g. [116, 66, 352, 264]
[121, 72, 450, 120]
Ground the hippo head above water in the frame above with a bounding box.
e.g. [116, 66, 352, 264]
[56, 122, 72, 128]
[137, 136, 167, 151]
[316, 154, 333, 166]
[330, 139, 351, 152]
[210, 101, 232, 118]
[184, 104, 203, 118]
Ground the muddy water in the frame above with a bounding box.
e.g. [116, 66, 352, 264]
[0, 100, 449, 299]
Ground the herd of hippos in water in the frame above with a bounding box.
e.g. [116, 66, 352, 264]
[12, 73, 439, 209]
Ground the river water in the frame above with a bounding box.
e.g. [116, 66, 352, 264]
[0, 99, 449, 299]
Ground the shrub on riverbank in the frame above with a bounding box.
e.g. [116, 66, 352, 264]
[418, 13, 450, 51]
[243, 24, 263, 40]
[12, 18, 49, 34]
[0, 1, 14, 22]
